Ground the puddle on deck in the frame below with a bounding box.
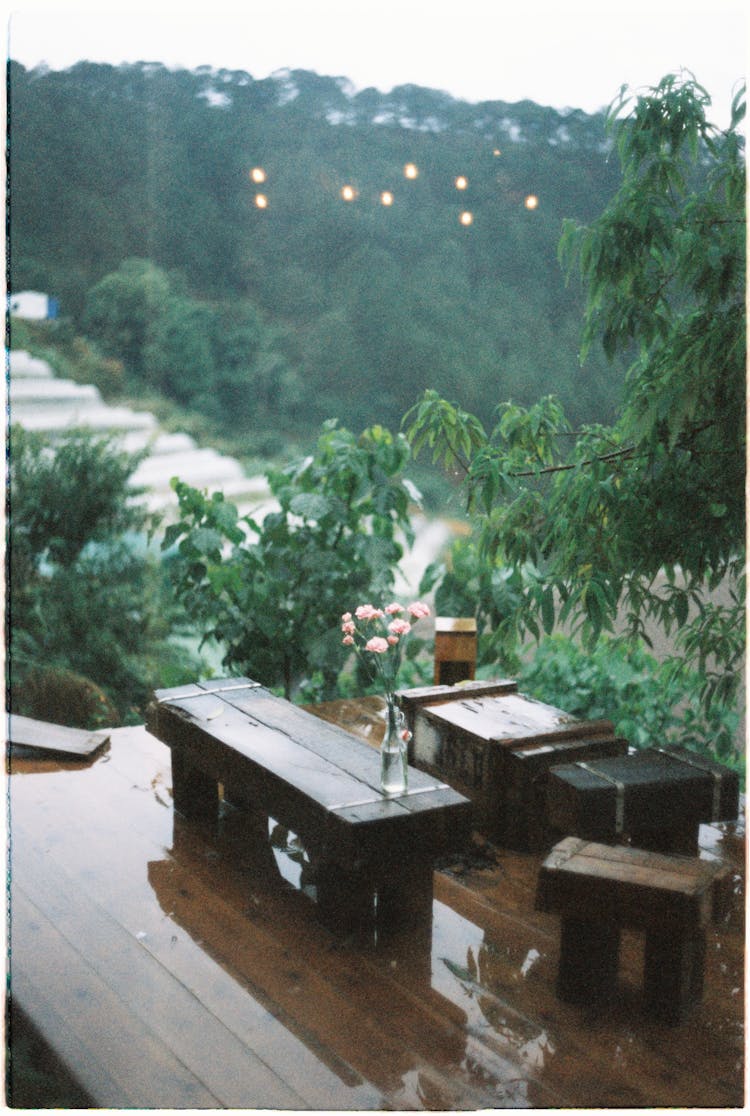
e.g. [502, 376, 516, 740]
[8, 730, 745, 1110]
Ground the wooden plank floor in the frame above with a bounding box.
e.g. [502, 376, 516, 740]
[6, 709, 745, 1110]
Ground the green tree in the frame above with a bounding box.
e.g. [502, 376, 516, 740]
[8, 425, 199, 724]
[82, 258, 174, 376]
[406, 75, 745, 743]
[162, 421, 419, 699]
[142, 295, 217, 403]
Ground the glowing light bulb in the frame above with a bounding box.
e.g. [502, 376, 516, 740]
[341, 184, 357, 201]
[380, 190, 394, 206]
[250, 167, 266, 184]
[525, 194, 539, 210]
[459, 211, 473, 226]
[254, 193, 268, 209]
[404, 163, 418, 179]
[455, 175, 468, 190]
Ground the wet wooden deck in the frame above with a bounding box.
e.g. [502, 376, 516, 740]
[7, 699, 745, 1109]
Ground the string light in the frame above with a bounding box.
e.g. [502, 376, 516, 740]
[248, 162, 538, 222]
[493, 148, 501, 157]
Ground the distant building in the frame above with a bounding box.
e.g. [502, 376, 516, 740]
[8, 291, 59, 321]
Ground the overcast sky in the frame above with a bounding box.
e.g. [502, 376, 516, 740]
[6, 0, 748, 125]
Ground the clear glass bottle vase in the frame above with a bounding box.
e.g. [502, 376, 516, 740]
[380, 693, 409, 795]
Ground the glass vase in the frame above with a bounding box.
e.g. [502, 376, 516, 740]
[380, 693, 409, 795]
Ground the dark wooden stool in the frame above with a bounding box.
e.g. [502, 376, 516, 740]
[546, 745, 740, 855]
[147, 678, 472, 936]
[536, 837, 730, 1024]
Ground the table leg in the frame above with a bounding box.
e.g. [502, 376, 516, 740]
[376, 860, 434, 931]
[316, 862, 377, 934]
[556, 917, 620, 1004]
[643, 928, 706, 1024]
[170, 748, 219, 822]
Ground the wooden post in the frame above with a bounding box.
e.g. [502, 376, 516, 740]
[433, 617, 477, 686]
[376, 860, 434, 931]
[171, 748, 220, 823]
[315, 862, 377, 933]
[643, 928, 707, 1024]
[557, 917, 621, 1004]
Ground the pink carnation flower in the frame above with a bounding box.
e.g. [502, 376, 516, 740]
[356, 604, 384, 621]
[387, 635, 399, 645]
[388, 618, 411, 636]
[341, 620, 356, 634]
[341, 612, 352, 622]
[342, 634, 354, 645]
[407, 601, 431, 619]
[384, 602, 404, 615]
[365, 636, 389, 654]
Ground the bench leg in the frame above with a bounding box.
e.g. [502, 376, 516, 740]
[222, 781, 258, 813]
[315, 860, 435, 939]
[643, 928, 706, 1024]
[171, 748, 219, 822]
[377, 860, 434, 931]
[556, 918, 620, 1004]
[316, 863, 377, 934]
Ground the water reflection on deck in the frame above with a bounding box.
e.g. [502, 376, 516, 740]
[7, 712, 745, 1110]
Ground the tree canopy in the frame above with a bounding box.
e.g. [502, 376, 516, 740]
[407, 75, 745, 722]
[9, 59, 626, 443]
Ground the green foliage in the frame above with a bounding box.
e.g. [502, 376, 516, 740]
[519, 635, 742, 778]
[162, 421, 419, 699]
[81, 257, 297, 432]
[82, 258, 175, 376]
[407, 76, 745, 761]
[10, 665, 120, 730]
[9, 424, 148, 573]
[8, 425, 202, 724]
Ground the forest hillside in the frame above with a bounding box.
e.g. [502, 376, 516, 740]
[9, 60, 628, 451]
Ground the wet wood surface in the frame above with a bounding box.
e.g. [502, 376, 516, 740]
[8, 713, 110, 757]
[7, 701, 745, 1109]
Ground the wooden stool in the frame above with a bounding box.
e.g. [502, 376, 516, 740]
[546, 746, 740, 855]
[536, 837, 729, 1024]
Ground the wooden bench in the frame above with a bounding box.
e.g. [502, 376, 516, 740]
[536, 837, 730, 1024]
[147, 678, 472, 935]
[545, 745, 740, 855]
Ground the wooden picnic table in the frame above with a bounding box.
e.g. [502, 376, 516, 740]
[6, 706, 746, 1109]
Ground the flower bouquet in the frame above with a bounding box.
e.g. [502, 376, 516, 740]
[340, 600, 431, 794]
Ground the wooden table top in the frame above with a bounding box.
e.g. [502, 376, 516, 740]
[149, 680, 471, 861]
[7, 710, 746, 1110]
